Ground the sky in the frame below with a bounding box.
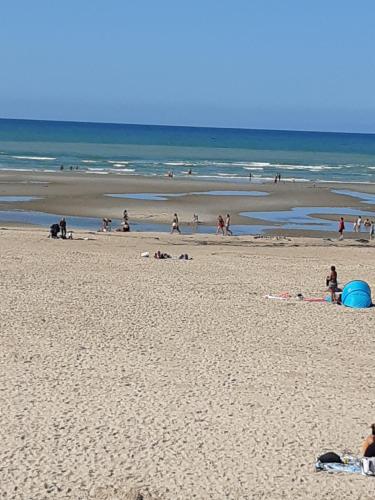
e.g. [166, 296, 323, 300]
[1, 0, 374, 133]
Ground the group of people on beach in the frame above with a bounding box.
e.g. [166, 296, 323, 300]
[338, 215, 375, 240]
[49, 217, 73, 239]
[60, 164, 79, 171]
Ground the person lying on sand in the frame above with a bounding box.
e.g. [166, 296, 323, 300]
[326, 265, 338, 303]
[154, 250, 171, 259]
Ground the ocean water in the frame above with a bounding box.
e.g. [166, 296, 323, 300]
[1, 118, 375, 183]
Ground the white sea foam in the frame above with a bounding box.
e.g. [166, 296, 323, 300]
[82, 160, 99, 164]
[243, 167, 264, 171]
[11, 155, 56, 161]
[107, 160, 129, 165]
[109, 168, 135, 173]
[164, 162, 193, 167]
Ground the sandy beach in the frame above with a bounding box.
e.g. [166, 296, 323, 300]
[1, 171, 375, 233]
[2, 227, 375, 499]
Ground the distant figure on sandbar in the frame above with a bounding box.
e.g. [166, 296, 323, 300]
[274, 175, 278, 184]
[188, 168, 192, 175]
[192, 213, 199, 233]
[60, 164, 64, 171]
[249, 172, 252, 181]
[59, 217, 67, 239]
[225, 213, 233, 236]
[167, 170, 174, 178]
[216, 215, 225, 235]
[338, 217, 345, 240]
[171, 213, 181, 234]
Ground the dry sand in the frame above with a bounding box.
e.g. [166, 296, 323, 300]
[2, 228, 375, 499]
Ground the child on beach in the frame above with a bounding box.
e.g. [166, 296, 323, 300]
[326, 265, 338, 303]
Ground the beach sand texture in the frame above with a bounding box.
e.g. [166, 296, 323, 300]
[2, 229, 375, 499]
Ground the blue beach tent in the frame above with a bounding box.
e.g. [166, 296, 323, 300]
[341, 280, 372, 309]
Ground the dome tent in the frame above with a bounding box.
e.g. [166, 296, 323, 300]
[341, 280, 372, 309]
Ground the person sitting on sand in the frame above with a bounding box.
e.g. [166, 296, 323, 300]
[216, 215, 225, 235]
[171, 213, 181, 234]
[326, 265, 338, 303]
[362, 424, 375, 457]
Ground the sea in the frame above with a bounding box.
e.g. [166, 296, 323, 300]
[1, 118, 375, 184]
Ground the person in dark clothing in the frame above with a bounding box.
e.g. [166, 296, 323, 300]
[59, 217, 67, 239]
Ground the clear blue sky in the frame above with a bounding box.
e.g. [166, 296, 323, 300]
[1, 0, 374, 132]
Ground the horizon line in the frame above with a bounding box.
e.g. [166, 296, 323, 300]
[0, 115, 374, 137]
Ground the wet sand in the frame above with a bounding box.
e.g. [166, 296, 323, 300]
[1, 171, 375, 231]
[2, 228, 375, 499]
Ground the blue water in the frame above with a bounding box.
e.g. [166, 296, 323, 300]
[332, 190, 375, 204]
[0, 195, 39, 202]
[241, 207, 375, 232]
[1, 118, 375, 183]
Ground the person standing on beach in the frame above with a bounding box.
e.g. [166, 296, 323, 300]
[278, 173, 281, 182]
[123, 210, 128, 223]
[338, 217, 345, 240]
[171, 213, 181, 234]
[370, 221, 375, 241]
[216, 215, 225, 235]
[225, 214, 233, 236]
[327, 265, 338, 303]
[274, 175, 278, 184]
[59, 217, 67, 239]
[249, 172, 252, 181]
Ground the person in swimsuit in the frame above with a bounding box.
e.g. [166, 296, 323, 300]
[216, 215, 225, 235]
[327, 265, 338, 303]
[362, 424, 375, 457]
[338, 217, 345, 240]
[171, 213, 181, 234]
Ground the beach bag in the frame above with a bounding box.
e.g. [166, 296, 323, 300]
[317, 452, 343, 464]
[362, 457, 375, 476]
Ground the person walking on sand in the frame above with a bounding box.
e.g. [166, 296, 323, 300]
[326, 265, 338, 303]
[356, 215, 362, 232]
[370, 221, 375, 241]
[171, 213, 181, 234]
[216, 215, 225, 235]
[59, 217, 67, 239]
[123, 209, 128, 223]
[225, 213, 233, 236]
[338, 217, 345, 240]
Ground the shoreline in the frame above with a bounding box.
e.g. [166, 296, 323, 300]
[1, 171, 375, 236]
